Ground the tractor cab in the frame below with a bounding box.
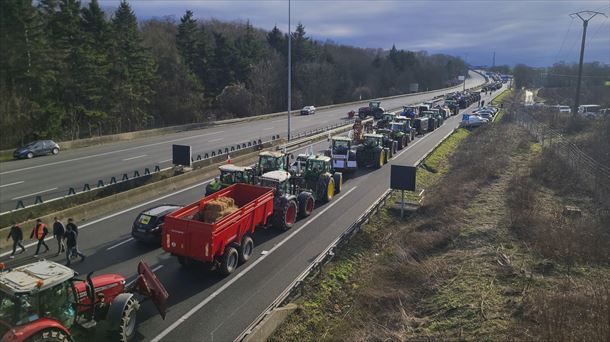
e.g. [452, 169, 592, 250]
[402, 106, 418, 118]
[376, 112, 396, 129]
[331, 137, 351, 155]
[390, 121, 406, 133]
[259, 170, 294, 196]
[363, 134, 383, 148]
[256, 151, 288, 176]
[206, 164, 255, 195]
[290, 153, 310, 174]
[369, 101, 385, 120]
[304, 155, 332, 180]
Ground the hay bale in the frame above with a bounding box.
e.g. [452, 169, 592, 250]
[201, 197, 238, 223]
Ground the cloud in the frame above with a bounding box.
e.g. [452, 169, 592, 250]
[97, 0, 610, 66]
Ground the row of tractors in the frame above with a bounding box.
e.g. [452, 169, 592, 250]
[445, 91, 481, 110]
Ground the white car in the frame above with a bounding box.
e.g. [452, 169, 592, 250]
[578, 104, 601, 118]
[300, 106, 316, 115]
[556, 105, 571, 113]
[460, 114, 488, 128]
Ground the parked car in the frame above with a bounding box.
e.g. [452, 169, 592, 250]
[13, 140, 60, 159]
[478, 112, 493, 121]
[578, 104, 601, 118]
[556, 105, 571, 114]
[460, 114, 488, 128]
[132, 204, 183, 243]
[300, 106, 316, 115]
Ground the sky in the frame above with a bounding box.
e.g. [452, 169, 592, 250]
[97, 0, 610, 67]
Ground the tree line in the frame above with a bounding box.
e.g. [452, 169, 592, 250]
[1, 0, 468, 149]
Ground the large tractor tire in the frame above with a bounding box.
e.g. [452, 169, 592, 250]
[392, 141, 398, 156]
[375, 149, 384, 169]
[297, 192, 314, 218]
[29, 328, 71, 342]
[317, 175, 335, 203]
[397, 136, 404, 150]
[238, 235, 254, 263]
[387, 144, 394, 159]
[356, 151, 364, 168]
[273, 198, 298, 231]
[333, 173, 343, 194]
[108, 295, 140, 342]
[220, 245, 239, 275]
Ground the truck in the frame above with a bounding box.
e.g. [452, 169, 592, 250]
[0, 260, 168, 342]
[205, 164, 255, 195]
[355, 134, 389, 169]
[358, 101, 384, 120]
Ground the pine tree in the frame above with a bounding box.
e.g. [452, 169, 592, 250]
[176, 10, 198, 70]
[267, 25, 284, 55]
[109, 0, 156, 131]
[209, 32, 236, 95]
[235, 21, 262, 82]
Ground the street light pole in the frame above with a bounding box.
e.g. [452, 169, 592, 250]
[570, 11, 606, 115]
[287, 0, 291, 140]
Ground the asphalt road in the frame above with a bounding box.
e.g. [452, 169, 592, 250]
[0, 85, 504, 341]
[0, 71, 486, 212]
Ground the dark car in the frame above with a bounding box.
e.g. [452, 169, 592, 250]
[131, 204, 182, 243]
[13, 140, 60, 159]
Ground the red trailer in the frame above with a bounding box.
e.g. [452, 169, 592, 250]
[162, 183, 274, 275]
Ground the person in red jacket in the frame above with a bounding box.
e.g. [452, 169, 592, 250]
[30, 218, 49, 257]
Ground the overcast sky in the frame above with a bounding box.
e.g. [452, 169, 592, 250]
[98, 0, 610, 67]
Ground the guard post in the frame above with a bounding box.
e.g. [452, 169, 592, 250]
[390, 165, 417, 218]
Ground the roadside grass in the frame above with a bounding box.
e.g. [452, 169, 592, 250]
[0, 151, 12, 162]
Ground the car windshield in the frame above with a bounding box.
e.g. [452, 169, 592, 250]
[24, 142, 37, 148]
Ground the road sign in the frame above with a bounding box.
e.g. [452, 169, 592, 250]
[390, 165, 416, 191]
[172, 144, 192, 167]
[458, 75, 465, 81]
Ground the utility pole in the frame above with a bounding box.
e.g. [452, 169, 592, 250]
[287, 0, 292, 140]
[570, 11, 607, 115]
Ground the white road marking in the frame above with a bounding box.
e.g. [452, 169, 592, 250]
[269, 119, 284, 123]
[208, 138, 223, 143]
[122, 155, 147, 161]
[11, 187, 58, 200]
[0, 181, 24, 188]
[106, 237, 134, 251]
[150, 186, 357, 342]
[1, 131, 225, 176]
[158, 159, 172, 163]
[263, 127, 274, 130]
[0, 179, 213, 258]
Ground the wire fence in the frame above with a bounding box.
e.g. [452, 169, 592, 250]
[511, 109, 610, 207]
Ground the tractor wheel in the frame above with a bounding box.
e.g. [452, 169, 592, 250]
[220, 246, 239, 275]
[30, 328, 71, 342]
[297, 192, 314, 218]
[177, 255, 194, 268]
[392, 141, 398, 155]
[397, 137, 404, 150]
[356, 151, 364, 168]
[238, 235, 254, 264]
[110, 296, 139, 342]
[333, 173, 343, 194]
[376, 150, 384, 169]
[273, 198, 297, 231]
[387, 145, 393, 159]
[318, 176, 335, 203]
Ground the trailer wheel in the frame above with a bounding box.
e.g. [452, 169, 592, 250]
[239, 236, 254, 263]
[220, 246, 239, 275]
[30, 328, 71, 342]
[177, 255, 193, 268]
[297, 192, 314, 218]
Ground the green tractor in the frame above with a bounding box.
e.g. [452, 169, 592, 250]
[355, 134, 389, 169]
[375, 128, 399, 159]
[376, 112, 397, 129]
[394, 117, 416, 143]
[298, 155, 343, 203]
[258, 170, 315, 229]
[256, 151, 290, 176]
[387, 121, 409, 150]
[205, 164, 255, 195]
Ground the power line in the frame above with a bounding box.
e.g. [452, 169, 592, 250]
[554, 17, 574, 62]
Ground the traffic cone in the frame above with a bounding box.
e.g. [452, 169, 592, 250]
[227, 154, 231, 164]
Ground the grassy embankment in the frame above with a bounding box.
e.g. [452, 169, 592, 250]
[270, 92, 609, 341]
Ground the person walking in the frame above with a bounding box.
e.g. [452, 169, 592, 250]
[52, 217, 66, 255]
[30, 219, 49, 257]
[66, 218, 78, 236]
[6, 222, 26, 258]
[65, 224, 85, 266]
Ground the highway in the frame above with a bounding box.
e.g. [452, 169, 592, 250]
[0, 72, 485, 212]
[0, 84, 504, 341]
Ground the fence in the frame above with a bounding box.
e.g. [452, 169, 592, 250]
[512, 109, 610, 207]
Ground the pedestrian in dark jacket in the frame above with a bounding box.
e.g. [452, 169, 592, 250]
[65, 224, 85, 266]
[52, 217, 65, 255]
[30, 219, 49, 256]
[66, 218, 78, 236]
[6, 222, 25, 258]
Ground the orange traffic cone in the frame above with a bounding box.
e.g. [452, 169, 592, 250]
[227, 154, 231, 164]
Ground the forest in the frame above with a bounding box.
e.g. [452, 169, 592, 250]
[0, 0, 468, 148]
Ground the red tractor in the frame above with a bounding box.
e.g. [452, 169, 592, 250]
[0, 260, 168, 342]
